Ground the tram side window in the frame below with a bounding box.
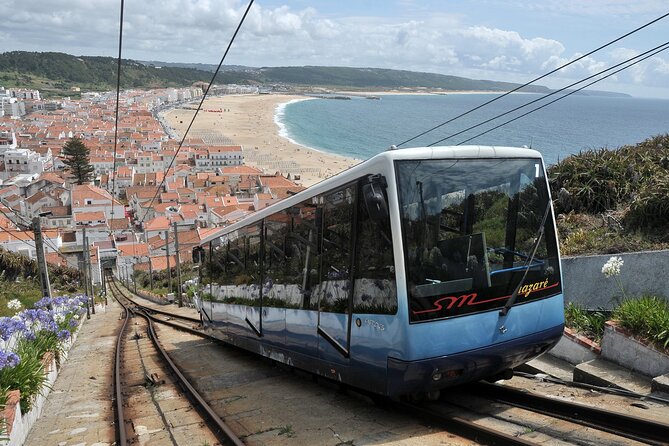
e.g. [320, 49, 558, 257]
[317, 185, 355, 313]
[288, 199, 321, 310]
[354, 182, 397, 314]
[203, 241, 223, 301]
[244, 223, 262, 307]
[222, 233, 249, 304]
[263, 212, 296, 308]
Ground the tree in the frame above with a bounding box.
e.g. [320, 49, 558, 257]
[61, 136, 94, 185]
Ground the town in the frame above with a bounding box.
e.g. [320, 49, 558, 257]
[0, 85, 305, 296]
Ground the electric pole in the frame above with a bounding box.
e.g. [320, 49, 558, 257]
[83, 226, 95, 314]
[148, 256, 154, 290]
[165, 230, 172, 298]
[173, 221, 183, 307]
[32, 217, 52, 299]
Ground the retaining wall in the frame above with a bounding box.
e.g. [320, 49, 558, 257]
[562, 250, 669, 309]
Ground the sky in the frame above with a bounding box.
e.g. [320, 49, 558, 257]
[1, 0, 668, 98]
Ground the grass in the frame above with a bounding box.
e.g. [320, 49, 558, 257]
[564, 303, 608, 343]
[0, 280, 44, 317]
[557, 210, 669, 256]
[613, 295, 669, 351]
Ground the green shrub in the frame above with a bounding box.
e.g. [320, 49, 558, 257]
[613, 295, 669, 350]
[564, 302, 608, 342]
[548, 133, 669, 215]
[623, 173, 669, 230]
[0, 339, 49, 412]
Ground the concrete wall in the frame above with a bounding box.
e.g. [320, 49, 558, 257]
[562, 250, 669, 309]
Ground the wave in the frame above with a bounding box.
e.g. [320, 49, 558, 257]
[273, 97, 336, 156]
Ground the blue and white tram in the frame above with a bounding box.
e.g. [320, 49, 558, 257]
[193, 146, 564, 398]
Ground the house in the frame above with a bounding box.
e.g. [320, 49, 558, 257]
[0, 229, 61, 259]
[71, 184, 125, 220]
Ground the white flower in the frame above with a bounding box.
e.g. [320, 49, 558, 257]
[73, 314, 80, 320]
[7, 299, 22, 310]
[602, 256, 623, 278]
[54, 313, 66, 324]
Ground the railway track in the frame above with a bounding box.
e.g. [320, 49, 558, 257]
[406, 381, 669, 445]
[110, 278, 669, 445]
[110, 277, 243, 445]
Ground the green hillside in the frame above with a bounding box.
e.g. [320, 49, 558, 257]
[2, 51, 627, 98]
[0, 51, 217, 96]
[254, 66, 551, 93]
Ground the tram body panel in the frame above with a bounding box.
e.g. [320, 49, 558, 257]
[194, 146, 564, 397]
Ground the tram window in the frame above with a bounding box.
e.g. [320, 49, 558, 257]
[244, 223, 262, 307]
[317, 185, 355, 314]
[288, 199, 321, 309]
[397, 159, 562, 322]
[263, 211, 301, 308]
[354, 181, 397, 314]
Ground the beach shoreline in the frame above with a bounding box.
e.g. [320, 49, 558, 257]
[161, 94, 360, 187]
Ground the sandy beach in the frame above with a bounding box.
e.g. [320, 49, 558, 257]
[162, 94, 360, 187]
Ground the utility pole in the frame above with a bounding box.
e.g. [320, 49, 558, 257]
[83, 226, 95, 314]
[148, 256, 154, 290]
[32, 217, 52, 299]
[165, 230, 172, 298]
[173, 222, 183, 307]
[79, 259, 90, 319]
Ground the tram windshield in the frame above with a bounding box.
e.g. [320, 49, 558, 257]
[396, 158, 562, 322]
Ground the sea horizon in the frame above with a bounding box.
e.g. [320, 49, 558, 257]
[274, 93, 669, 165]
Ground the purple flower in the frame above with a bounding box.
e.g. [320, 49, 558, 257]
[0, 317, 27, 341]
[0, 350, 20, 370]
[68, 318, 79, 328]
[57, 330, 71, 340]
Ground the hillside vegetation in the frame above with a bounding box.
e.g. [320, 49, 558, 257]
[0, 51, 557, 97]
[548, 134, 669, 255]
[0, 51, 214, 96]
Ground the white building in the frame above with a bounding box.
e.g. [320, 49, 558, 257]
[0, 131, 17, 153]
[0, 148, 50, 180]
[195, 145, 244, 170]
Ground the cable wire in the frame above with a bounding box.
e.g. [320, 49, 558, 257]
[395, 11, 669, 148]
[455, 43, 669, 146]
[109, 0, 125, 229]
[139, 0, 255, 225]
[0, 201, 74, 262]
[428, 40, 669, 147]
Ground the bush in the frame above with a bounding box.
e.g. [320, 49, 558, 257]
[613, 295, 669, 350]
[564, 302, 608, 342]
[623, 173, 669, 230]
[548, 134, 669, 215]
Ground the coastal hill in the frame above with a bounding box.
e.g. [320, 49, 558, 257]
[0, 51, 629, 98]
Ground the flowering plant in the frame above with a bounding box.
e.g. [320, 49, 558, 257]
[0, 294, 87, 412]
[601, 256, 627, 300]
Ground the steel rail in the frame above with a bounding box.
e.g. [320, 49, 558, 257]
[402, 401, 537, 446]
[114, 280, 201, 323]
[473, 382, 669, 445]
[112, 289, 129, 445]
[109, 279, 245, 446]
[111, 279, 210, 338]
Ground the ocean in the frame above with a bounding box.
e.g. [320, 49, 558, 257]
[276, 93, 669, 165]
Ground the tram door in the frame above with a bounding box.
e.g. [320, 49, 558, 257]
[317, 186, 355, 364]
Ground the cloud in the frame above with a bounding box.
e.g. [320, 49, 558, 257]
[0, 0, 667, 95]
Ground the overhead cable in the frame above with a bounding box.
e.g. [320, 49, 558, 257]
[109, 0, 125, 230]
[139, 0, 255, 225]
[428, 40, 669, 146]
[455, 43, 669, 146]
[395, 11, 669, 148]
